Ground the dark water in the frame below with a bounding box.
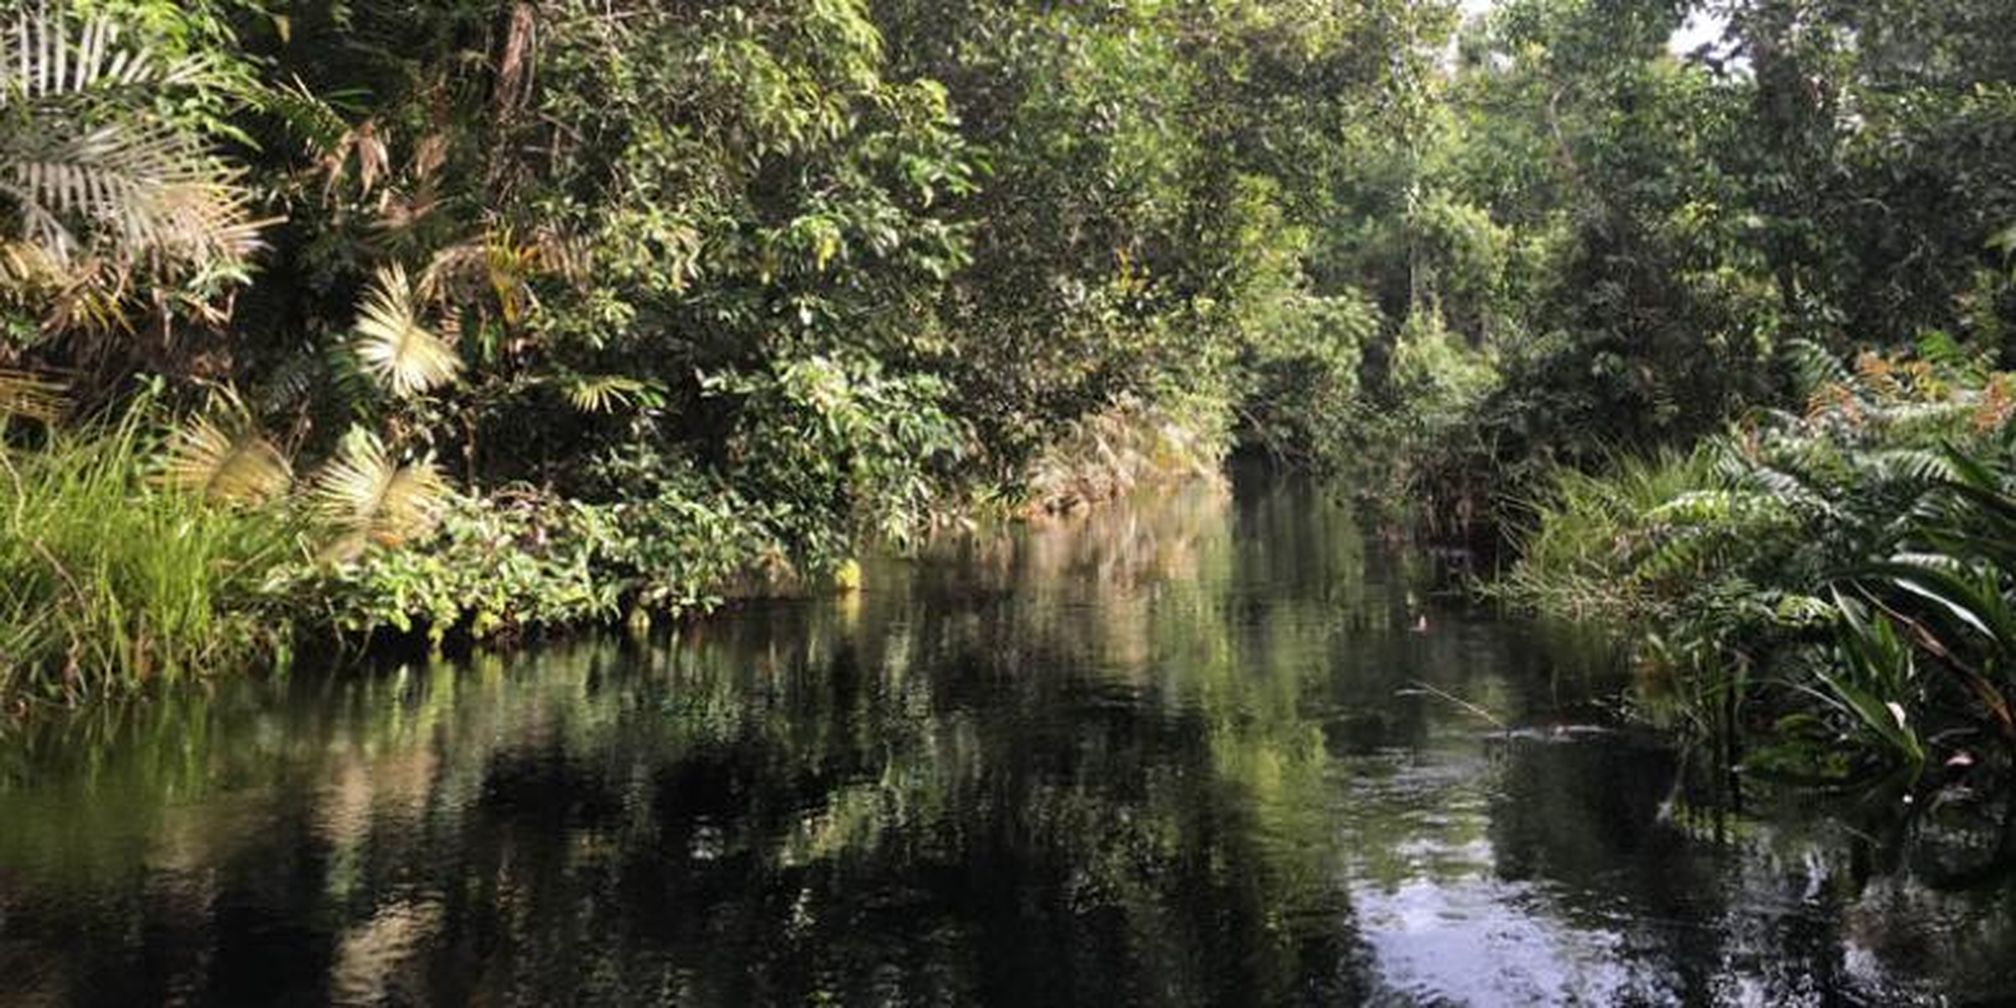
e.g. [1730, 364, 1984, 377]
[4, 478, 2016, 1006]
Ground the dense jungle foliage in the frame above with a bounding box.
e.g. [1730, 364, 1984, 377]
[3, 0, 2016, 793]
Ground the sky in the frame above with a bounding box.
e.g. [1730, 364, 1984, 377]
[1669, 8, 1731, 54]
[1458, 0, 1731, 56]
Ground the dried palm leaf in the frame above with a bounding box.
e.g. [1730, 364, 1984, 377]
[157, 387, 293, 504]
[418, 228, 547, 325]
[352, 264, 463, 396]
[310, 427, 451, 558]
[0, 367, 67, 422]
[0, 11, 264, 269]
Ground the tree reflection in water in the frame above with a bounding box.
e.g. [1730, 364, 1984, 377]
[2, 478, 2012, 1005]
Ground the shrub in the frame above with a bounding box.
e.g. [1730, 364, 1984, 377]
[297, 477, 798, 645]
[1022, 393, 1233, 516]
[1501, 341, 2016, 778]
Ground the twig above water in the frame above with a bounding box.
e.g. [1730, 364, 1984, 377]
[1398, 679, 1508, 731]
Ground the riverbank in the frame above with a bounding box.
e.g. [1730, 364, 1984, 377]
[1495, 344, 2016, 793]
[0, 394, 1238, 706]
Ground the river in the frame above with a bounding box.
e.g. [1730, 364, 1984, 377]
[2, 476, 2011, 1005]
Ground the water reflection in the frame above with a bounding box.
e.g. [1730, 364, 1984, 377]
[1, 478, 2012, 1005]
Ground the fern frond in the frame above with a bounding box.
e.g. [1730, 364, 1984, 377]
[1637, 526, 1720, 581]
[1644, 489, 1741, 526]
[1784, 338, 1848, 397]
[1747, 465, 1840, 519]
[1860, 448, 1954, 487]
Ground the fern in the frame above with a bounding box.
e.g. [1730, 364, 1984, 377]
[1783, 338, 1848, 397]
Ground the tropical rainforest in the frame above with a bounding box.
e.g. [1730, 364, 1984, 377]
[2, 0, 2015, 790]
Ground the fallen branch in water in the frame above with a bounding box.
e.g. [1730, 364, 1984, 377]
[1398, 679, 1507, 730]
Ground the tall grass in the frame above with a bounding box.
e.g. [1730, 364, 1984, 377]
[0, 414, 299, 702]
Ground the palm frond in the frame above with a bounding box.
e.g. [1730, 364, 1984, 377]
[310, 427, 452, 558]
[536, 226, 594, 285]
[5, 14, 194, 103]
[157, 387, 293, 505]
[0, 10, 264, 269]
[258, 74, 358, 160]
[352, 264, 463, 396]
[560, 374, 653, 413]
[324, 119, 390, 200]
[418, 228, 561, 324]
[416, 238, 486, 304]
[0, 366, 67, 422]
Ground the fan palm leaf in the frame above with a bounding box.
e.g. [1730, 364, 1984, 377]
[560, 374, 653, 413]
[157, 387, 293, 505]
[310, 427, 451, 560]
[352, 264, 463, 396]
